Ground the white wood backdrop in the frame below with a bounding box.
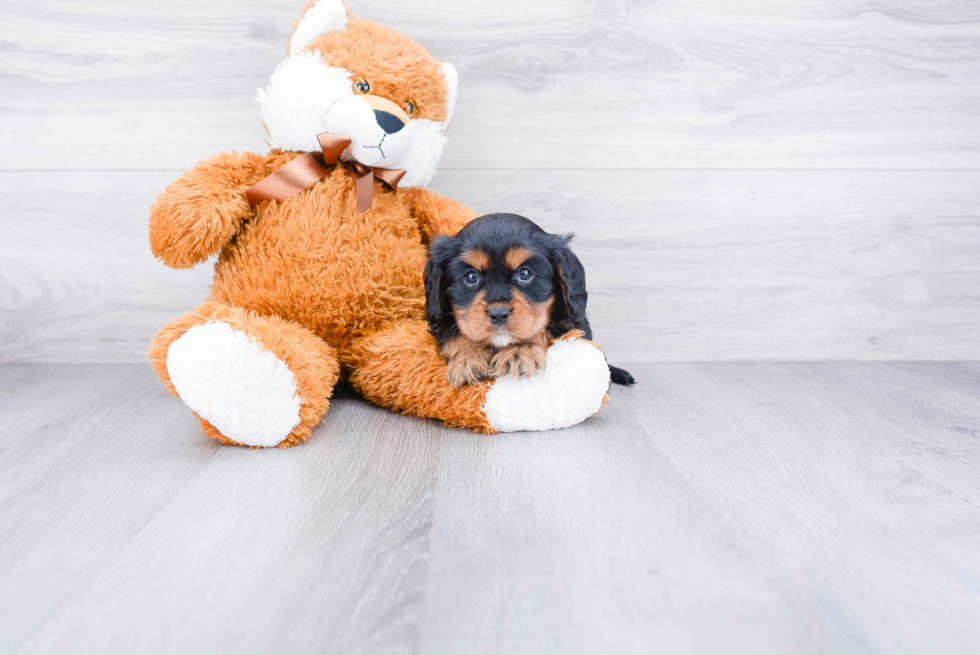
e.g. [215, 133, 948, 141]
[1, 0, 979, 363]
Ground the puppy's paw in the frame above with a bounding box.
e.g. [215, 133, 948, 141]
[443, 337, 492, 389]
[446, 356, 490, 388]
[489, 341, 548, 379]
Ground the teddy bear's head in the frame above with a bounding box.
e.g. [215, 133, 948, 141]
[257, 0, 457, 188]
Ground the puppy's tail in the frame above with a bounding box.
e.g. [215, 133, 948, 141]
[609, 365, 635, 386]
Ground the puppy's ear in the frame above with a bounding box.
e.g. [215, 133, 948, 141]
[424, 234, 457, 344]
[545, 233, 589, 330]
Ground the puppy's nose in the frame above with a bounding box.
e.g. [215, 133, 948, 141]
[487, 306, 511, 325]
[374, 110, 405, 134]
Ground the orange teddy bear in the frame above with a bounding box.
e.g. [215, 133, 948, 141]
[148, 0, 612, 447]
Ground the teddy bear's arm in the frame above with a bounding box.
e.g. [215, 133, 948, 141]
[399, 187, 478, 243]
[149, 151, 276, 268]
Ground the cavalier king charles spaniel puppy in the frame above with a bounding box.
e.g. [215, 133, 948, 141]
[425, 213, 635, 389]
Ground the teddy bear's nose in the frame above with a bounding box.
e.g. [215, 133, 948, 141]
[374, 110, 405, 134]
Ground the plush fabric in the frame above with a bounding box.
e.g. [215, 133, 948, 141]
[148, 0, 611, 447]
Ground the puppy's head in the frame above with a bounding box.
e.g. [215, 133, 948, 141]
[424, 214, 588, 349]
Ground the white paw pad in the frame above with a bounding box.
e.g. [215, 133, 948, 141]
[166, 321, 302, 447]
[482, 338, 611, 432]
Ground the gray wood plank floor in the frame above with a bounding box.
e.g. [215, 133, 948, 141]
[2, 363, 978, 654]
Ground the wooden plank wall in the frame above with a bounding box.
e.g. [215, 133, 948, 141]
[1, 0, 979, 363]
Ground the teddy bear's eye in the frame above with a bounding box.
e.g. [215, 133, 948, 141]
[354, 79, 372, 94]
[404, 101, 417, 117]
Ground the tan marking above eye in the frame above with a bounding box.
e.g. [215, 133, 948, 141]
[504, 247, 534, 270]
[461, 250, 491, 271]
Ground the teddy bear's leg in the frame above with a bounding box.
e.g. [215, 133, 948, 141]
[149, 301, 339, 448]
[348, 321, 611, 432]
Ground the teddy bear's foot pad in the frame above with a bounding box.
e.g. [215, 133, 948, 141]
[482, 338, 611, 432]
[166, 321, 302, 447]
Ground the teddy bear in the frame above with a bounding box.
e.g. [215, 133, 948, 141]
[147, 0, 612, 448]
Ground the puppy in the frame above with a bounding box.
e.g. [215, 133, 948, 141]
[424, 213, 635, 388]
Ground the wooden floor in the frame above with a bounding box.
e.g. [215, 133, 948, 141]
[1, 363, 978, 654]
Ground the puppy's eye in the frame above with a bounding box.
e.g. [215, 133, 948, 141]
[517, 267, 535, 282]
[463, 271, 480, 286]
[354, 79, 372, 94]
[404, 100, 417, 116]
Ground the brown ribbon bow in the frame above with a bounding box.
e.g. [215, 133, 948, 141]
[244, 133, 406, 213]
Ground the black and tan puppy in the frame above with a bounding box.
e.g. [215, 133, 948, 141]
[425, 213, 635, 389]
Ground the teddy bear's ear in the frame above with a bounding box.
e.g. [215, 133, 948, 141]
[288, 0, 351, 57]
[440, 62, 458, 131]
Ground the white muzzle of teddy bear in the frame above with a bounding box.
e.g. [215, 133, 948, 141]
[326, 95, 414, 168]
[257, 50, 452, 188]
